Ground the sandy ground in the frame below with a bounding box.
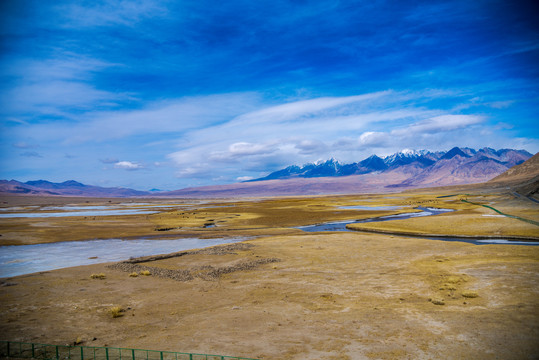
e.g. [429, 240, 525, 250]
[1, 188, 538, 359]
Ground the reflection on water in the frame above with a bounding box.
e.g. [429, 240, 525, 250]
[0, 237, 248, 278]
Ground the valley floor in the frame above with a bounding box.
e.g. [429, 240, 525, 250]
[1, 187, 538, 359]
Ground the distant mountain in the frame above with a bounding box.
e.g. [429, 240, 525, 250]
[1, 147, 534, 199]
[0, 180, 149, 197]
[249, 147, 532, 187]
[155, 147, 534, 198]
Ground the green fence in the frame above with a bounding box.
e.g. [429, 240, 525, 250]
[0, 341, 259, 360]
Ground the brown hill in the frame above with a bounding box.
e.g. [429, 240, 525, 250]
[489, 152, 539, 183]
[488, 152, 539, 200]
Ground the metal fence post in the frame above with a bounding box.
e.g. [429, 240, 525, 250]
[160, 352, 163, 360]
[6, 341, 9, 357]
[81, 346, 84, 360]
[56, 345, 59, 360]
[132, 348, 136, 360]
[106, 347, 110, 360]
[32, 343, 35, 357]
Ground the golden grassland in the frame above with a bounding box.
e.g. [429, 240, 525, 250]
[0, 187, 538, 359]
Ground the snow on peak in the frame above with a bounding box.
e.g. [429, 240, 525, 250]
[401, 148, 416, 155]
[399, 149, 428, 156]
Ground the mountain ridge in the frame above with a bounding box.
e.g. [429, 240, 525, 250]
[248, 147, 532, 183]
[0, 147, 535, 198]
[0, 179, 150, 197]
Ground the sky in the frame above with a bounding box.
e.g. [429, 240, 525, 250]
[1, 0, 538, 191]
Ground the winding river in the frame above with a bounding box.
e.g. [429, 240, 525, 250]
[297, 206, 539, 246]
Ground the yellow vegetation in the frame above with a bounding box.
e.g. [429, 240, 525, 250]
[109, 306, 124, 318]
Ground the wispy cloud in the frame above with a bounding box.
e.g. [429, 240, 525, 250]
[20, 151, 43, 158]
[100, 158, 119, 164]
[56, 0, 170, 28]
[392, 115, 484, 136]
[12, 142, 37, 149]
[0, 0, 537, 189]
[165, 91, 534, 181]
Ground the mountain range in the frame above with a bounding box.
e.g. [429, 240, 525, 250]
[0, 179, 149, 197]
[249, 147, 531, 186]
[0, 147, 535, 198]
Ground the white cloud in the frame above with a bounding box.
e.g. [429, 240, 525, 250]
[0, 56, 125, 120]
[2, 81, 121, 116]
[4, 87, 533, 188]
[165, 92, 499, 180]
[57, 0, 169, 28]
[392, 115, 484, 136]
[294, 139, 327, 155]
[175, 164, 213, 179]
[6, 92, 261, 145]
[232, 91, 391, 125]
[114, 161, 144, 170]
[236, 176, 254, 182]
[228, 142, 277, 157]
[358, 131, 389, 147]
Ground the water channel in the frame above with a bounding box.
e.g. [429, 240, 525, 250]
[297, 206, 539, 246]
[0, 237, 248, 278]
[2, 204, 537, 278]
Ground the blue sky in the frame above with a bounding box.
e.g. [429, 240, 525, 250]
[1, 0, 538, 190]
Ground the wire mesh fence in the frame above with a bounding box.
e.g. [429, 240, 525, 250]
[0, 341, 259, 360]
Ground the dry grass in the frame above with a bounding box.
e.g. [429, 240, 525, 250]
[2, 226, 538, 359]
[1, 190, 538, 359]
[90, 273, 106, 279]
[139, 270, 151, 276]
[462, 290, 479, 298]
[109, 306, 124, 318]
[2, 190, 537, 247]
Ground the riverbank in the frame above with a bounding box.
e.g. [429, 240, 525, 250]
[1, 188, 538, 359]
[2, 189, 538, 246]
[1, 232, 538, 359]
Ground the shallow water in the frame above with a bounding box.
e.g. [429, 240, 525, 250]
[338, 205, 402, 210]
[0, 203, 235, 218]
[0, 209, 159, 218]
[298, 207, 452, 232]
[297, 207, 538, 246]
[0, 237, 248, 278]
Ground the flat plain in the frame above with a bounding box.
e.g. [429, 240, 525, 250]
[1, 185, 538, 359]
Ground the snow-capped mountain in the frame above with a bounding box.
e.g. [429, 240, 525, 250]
[1, 147, 534, 198]
[248, 147, 533, 186]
